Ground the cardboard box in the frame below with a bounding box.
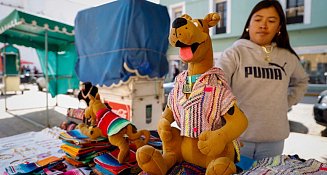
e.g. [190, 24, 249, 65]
[98, 78, 164, 130]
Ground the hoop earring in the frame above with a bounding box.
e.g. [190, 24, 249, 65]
[246, 28, 249, 32]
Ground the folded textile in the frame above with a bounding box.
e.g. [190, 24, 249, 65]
[60, 144, 111, 157]
[240, 154, 327, 175]
[43, 167, 92, 175]
[67, 108, 85, 121]
[139, 161, 206, 175]
[65, 149, 109, 161]
[168, 161, 206, 175]
[5, 156, 64, 175]
[93, 164, 114, 175]
[63, 155, 91, 167]
[147, 130, 162, 149]
[93, 149, 138, 175]
[5, 162, 43, 175]
[61, 140, 110, 148]
[59, 129, 108, 145]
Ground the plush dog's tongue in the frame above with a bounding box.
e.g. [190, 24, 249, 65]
[180, 47, 193, 61]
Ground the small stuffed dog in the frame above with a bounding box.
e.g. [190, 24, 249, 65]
[77, 93, 150, 164]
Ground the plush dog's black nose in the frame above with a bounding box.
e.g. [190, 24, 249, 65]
[172, 17, 187, 29]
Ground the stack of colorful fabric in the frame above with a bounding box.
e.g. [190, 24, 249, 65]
[92, 148, 141, 175]
[4, 156, 66, 175]
[91, 130, 162, 175]
[147, 130, 162, 150]
[59, 129, 113, 167]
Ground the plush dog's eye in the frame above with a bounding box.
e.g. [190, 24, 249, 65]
[193, 22, 199, 27]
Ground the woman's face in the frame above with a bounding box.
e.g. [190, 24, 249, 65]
[248, 6, 281, 46]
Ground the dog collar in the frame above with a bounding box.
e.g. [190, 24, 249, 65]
[183, 74, 201, 94]
[187, 74, 201, 84]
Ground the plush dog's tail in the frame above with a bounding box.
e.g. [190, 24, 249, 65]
[126, 125, 150, 148]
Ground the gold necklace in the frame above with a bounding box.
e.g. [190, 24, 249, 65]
[261, 45, 273, 62]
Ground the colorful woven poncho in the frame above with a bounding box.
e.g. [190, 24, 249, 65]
[96, 108, 132, 137]
[168, 67, 236, 138]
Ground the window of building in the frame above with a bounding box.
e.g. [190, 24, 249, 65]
[169, 2, 185, 23]
[215, 1, 227, 34]
[286, 0, 304, 24]
[211, 0, 230, 35]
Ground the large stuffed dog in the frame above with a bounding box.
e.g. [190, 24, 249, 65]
[77, 93, 150, 164]
[136, 13, 248, 175]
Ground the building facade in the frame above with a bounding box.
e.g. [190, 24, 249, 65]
[160, 0, 327, 84]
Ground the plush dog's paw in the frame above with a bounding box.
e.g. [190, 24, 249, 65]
[158, 119, 173, 142]
[198, 130, 227, 157]
[136, 145, 168, 175]
[206, 157, 236, 175]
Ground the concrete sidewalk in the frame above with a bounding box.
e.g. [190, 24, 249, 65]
[0, 84, 80, 138]
[284, 132, 327, 163]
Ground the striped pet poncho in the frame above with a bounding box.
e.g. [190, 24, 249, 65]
[168, 67, 236, 138]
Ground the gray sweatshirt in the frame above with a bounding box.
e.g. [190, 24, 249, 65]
[216, 39, 309, 142]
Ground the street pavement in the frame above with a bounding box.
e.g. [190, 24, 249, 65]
[284, 96, 327, 163]
[0, 84, 326, 162]
[0, 84, 80, 138]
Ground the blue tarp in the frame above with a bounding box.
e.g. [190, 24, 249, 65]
[74, 0, 170, 87]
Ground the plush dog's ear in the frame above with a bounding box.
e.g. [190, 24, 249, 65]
[95, 93, 100, 100]
[204, 13, 220, 28]
[181, 14, 192, 20]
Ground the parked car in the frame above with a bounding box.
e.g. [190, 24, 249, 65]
[36, 77, 46, 91]
[313, 90, 327, 126]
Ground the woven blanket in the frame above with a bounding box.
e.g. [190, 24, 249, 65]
[93, 148, 139, 175]
[59, 129, 108, 145]
[67, 108, 85, 121]
[240, 155, 327, 175]
[0, 127, 65, 174]
[139, 161, 206, 175]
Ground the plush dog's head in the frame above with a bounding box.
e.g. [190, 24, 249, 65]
[169, 13, 220, 63]
[84, 93, 108, 126]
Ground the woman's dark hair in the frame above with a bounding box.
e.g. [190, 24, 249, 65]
[240, 0, 299, 59]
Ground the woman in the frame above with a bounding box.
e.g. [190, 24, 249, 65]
[216, 0, 308, 160]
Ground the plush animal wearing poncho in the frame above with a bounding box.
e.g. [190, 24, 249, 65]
[136, 13, 248, 175]
[76, 93, 150, 164]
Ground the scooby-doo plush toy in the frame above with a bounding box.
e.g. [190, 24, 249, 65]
[77, 93, 150, 164]
[136, 13, 248, 175]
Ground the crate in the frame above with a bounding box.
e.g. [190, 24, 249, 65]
[98, 77, 164, 130]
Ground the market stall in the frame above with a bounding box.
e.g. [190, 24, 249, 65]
[0, 9, 79, 127]
[74, 0, 170, 130]
[0, 44, 23, 96]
